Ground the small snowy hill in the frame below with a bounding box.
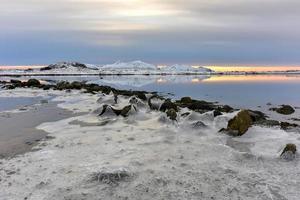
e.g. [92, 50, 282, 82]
[98, 61, 157, 74]
[162, 64, 214, 74]
[38, 62, 99, 74]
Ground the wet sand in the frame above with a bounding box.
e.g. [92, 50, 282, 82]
[0, 102, 74, 158]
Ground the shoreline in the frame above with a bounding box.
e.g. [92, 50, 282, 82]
[0, 101, 75, 159]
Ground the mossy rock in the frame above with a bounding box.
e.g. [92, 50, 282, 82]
[166, 108, 177, 120]
[27, 79, 41, 87]
[270, 105, 295, 115]
[227, 110, 253, 136]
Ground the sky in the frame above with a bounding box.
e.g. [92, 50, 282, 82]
[1, 0, 300, 66]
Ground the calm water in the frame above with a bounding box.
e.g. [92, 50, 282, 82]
[1, 74, 300, 109]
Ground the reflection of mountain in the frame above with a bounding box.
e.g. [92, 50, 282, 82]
[90, 75, 212, 88]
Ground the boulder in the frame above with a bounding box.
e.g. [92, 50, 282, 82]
[280, 144, 297, 161]
[166, 108, 177, 121]
[26, 79, 40, 87]
[226, 110, 253, 136]
[270, 105, 295, 115]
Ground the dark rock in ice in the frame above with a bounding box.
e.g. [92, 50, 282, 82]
[270, 105, 295, 115]
[166, 108, 177, 121]
[191, 121, 207, 129]
[180, 97, 193, 105]
[280, 144, 297, 161]
[213, 110, 222, 117]
[216, 105, 234, 113]
[280, 122, 298, 130]
[255, 119, 280, 127]
[98, 105, 116, 117]
[181, 112, 190, 117]
[148, 95, 164, 110]
[119, 105, 137, 117]
[160, 99, 178, 112]
[129, 96, 146, 108]
[224, 110, 253, 136]
[247, 109, 267, 122]
[90, 169, 131, 185]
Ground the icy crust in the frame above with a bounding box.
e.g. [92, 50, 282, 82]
[0, 89, 300, 199]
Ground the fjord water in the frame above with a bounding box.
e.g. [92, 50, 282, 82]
[13, 74, 300, 109]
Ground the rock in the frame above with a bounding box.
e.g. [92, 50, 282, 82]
[40, 99, 48, 104]
[270, 105, 295, 115]
[255, 119, 280, 127]
[119, 105, 137, 117]
[226, 110, 253, 136]
[247, 110, 266, 122]
[42, 85, 53, 90]
[213, 110, 222, 117]
[90, 168, 131, 185]
[160, 99, 178, 112]
[56, 81, 71, 90]
[129, 96, 146, 108]
[187, 100, 215, 112]
[98, 105, 116, 117]
[70, 81, 83, 89]
[217, 105, 234, 113]
[181, 112, 190, 117]
[280, 122, 298, 130]
[10, 79, 22, 85]
[191, 121, 207, 129]
[148, 96, 164, 110]
[180, 97, 193, 104]
[26, 79, 40, 87]
[280, 144, 297, 161]
[166, 108, 177, 120]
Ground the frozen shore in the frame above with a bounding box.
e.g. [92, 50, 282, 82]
[0, 80, 300, 200]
